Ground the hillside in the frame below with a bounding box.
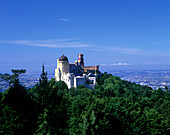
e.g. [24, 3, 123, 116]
[0, 70, 169, 135]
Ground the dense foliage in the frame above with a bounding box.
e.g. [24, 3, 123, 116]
[0, 69, 169, 135]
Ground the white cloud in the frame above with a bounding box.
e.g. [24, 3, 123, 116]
[58, 18, 70, 22]
[92, 46, 170, 57]
[111, 63, 131, 66]
[0, 38, 94, 48]
[100, 64, 107, 66]
[1, 38, 170, 57]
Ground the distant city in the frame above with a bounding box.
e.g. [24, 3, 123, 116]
[110, 70, 170, 90]
[0, 70, 170, 92]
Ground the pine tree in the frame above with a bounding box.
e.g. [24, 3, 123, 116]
[34, 109, 51, 135]
[39, 63, 48, 85]
[165, 86, 169, 92]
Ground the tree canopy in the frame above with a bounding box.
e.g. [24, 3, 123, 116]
[0, 68, 169, 135]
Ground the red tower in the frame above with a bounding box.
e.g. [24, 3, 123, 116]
[78, 53, 84, 67]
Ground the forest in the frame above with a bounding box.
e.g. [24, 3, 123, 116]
[0, 66, 169, 135]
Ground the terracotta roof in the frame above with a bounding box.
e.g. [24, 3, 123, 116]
[84, 66, 96, 68]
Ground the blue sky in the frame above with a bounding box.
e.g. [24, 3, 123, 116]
[0, 0, 170, 73]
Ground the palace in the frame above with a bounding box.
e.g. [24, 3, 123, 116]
[55, 54, 99, 89]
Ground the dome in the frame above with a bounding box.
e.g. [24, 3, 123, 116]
[59, 54, 68, 61]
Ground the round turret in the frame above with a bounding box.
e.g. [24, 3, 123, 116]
[59, 54, 68, 61]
